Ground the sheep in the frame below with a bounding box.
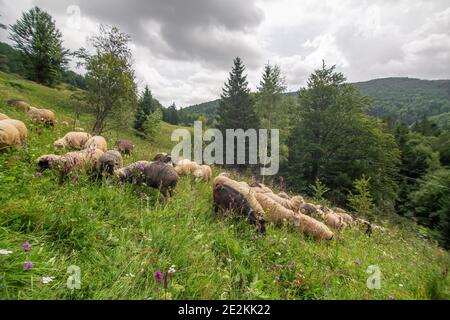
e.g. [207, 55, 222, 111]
[142, 161, 178, 201]
[278, 192, 290, 199]
[299, 203, 325, 219]
[54, 132, 92, 150]
[0, 121, 20, 150]
[27, 107, 56, 126]
[174, 159, 199, 175]
[7, 99, 31, 112]
[114, 139, 135, 155]
[0, 113, 9, 120]
[96, 150, 123, 178]
[0, 119, 27, 143]
[255, 193, 334, 241]
[84, 136, 108, 152]
[250, 182, 273, 194]
[153, 153, 173, 165]
[37, 148, 104, 177]
[193, 164, 212, 182]
[261, 192, 303, 212]
[115, 161, 152, 184]
[213, 176, 266, 232]
[324, 212, 347, 231]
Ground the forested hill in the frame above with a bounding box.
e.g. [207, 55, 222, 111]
[183, 77, 450, 125]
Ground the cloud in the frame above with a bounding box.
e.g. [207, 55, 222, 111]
[1, 0, 449, 106]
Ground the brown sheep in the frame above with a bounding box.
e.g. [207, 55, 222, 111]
[213, 176, 266, 232]
[0, 121, 20, 150]
[54, 132, 92, 150]
[153, 153, 173, 165]
[193, 164, 213, 182]
[84, 136, 108, 152]
[143, 161, 178, 201]
[7, 99, 31, 112]
[27, 108, 56, 126]
[0, 119, 27, 143]
[114, 139, 135, 155]
[0, 113, 9, 120]
[115, 161, 152, 184]
[96, 150, 123, 178]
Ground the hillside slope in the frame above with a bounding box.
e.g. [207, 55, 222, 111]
[0, 73, 449, 300]
[183, 78, 450, 125]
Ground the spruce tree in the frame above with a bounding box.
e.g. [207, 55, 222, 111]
[9, 7, 69, 86]
[134, 85, 155, 133]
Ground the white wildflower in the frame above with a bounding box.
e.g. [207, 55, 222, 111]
[42, 277, 54, 284]
[0, 249, 13, 255]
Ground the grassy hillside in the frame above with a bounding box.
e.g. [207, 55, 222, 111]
[0, 73, 449, 300]
[183, 78, 450, 125]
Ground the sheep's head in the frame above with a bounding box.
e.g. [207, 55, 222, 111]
[37, 154, 60, 171]
[53, 139, 65, 149]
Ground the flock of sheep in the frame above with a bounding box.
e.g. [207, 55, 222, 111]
[1, 99, 384, 242]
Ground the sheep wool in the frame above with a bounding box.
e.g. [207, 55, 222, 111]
[213, 175, 264, 215]
[262, 192, 303, 212]
[175, 159, 199, 175]
[54, 132, 92, 150]
[143, 161, 179, 199]
[193, 164, 212, 182]
[7, 99, 31, 112]
[250, 182, 273, 194]
[84, 136, 108, 152]
[0, 121, 20, 149]
[116, 161, 152, 184]
[277, 192, 290, 199]
[114, 139, 135, 154]
[0, 119, 27, 143]
[27, 108, 56, 126]
[97, 150, 123, 176]
[0, 113, 9, 120]
[324, 212, 347, 231]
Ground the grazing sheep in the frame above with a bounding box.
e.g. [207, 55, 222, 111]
[115, 161, 152, 184]
[7, 99, 31, 112]
[153, 153, 173, 165]
[324, 212, 347, 231]
[255, 193, 334, 241]
[193, 164, 212, 182]
[213, 175, 266, 232]
[278, 192, 290, 199]
[0, 121, 20, 150]
[174, 159, 199, 175]
[0, 119, 27, 143]
[250, 182, 273, 194]
[262, 192, 303, 212]
[54, 132, 92, 150]
[143, 161, 178, 201]
[0, 113, 9, 120]
[114, 139, 135, 155]
[27, 107, 56, 126]
[37, 148, 104, 177]
[96, 150, 123, 177]
[84, 136, 107, 152]
[299, 203, 325, 219]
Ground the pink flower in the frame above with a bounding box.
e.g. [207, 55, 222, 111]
[389, 295, 395, 300]
[23, 262, 33, 270]
[154, 270, 163, 282]
[22, 241, 31, 252]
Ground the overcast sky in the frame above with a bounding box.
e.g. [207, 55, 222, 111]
[1, 0, 449, 107]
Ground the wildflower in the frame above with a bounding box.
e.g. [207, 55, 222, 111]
[399, 284, 404, 287]
[23, 262, 33, 270]
[353, 260, 361, 265]
[389, 295, 395, 300]
[34, 172, 42, 178]
[154, 270, 163, 282]
[168, 266, 176, 275]
[42, 277, 54, 284]
[22, 241, 31, 252]
[139, 192, 146, 199]
[125, 273, 135, 278]
[0, 249, 13, 255]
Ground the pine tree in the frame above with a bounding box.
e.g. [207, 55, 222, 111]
[163, 103, 180, 125]
[134, 85, 155, 133]
[9, 7, 69, 86]
[217, 57, 259, 131]
[217, 57, 259, 168]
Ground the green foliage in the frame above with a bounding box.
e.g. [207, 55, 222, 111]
[9, 7, 69, 86]
[134, 85, 155, 133]
[163, 103, 180, 125]
[409, 169, 450, 248]
[285, 62, 400, 206]
[76, 25, 137, 134]
[310, 179, 331, 205]
[142, 108, 162, 142]
[347, 176, 375, 217]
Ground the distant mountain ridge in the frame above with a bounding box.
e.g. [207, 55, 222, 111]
[184, 77, 450, 125]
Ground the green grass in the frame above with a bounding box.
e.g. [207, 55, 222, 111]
[0, 72, 449, 300]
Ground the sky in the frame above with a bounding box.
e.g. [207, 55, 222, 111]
[1, 0, 449, 107]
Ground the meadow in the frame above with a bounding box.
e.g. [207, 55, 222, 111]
[0, 72, 448, 300]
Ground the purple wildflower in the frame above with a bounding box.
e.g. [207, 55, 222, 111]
[353, 260, 361, 265]
[389, 295, 395, 300]
[23, 262, 33, 270]
[154, 270, 163, 282]
[137, 163, 145, 172]
[22, 241, 31, 252]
